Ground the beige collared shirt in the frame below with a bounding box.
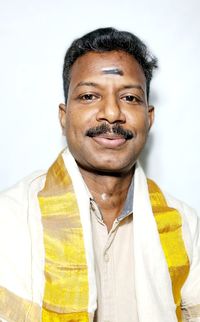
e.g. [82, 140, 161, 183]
[90, 193, 139, 322]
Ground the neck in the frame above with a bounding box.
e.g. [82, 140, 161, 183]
[78, 166, 135, 231]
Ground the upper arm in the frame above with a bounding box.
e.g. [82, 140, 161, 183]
[181, 204, 200, 321]
[165, 194, 200, 321]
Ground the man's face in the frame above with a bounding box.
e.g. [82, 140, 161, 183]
[59, 50, 154, 174]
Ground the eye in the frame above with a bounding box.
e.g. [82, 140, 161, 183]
[79, 94, 98, 102]
[121, 95, 139, 102]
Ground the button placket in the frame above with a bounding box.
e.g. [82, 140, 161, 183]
[104, 252, 109, 262]
[101, 223, 120, 322]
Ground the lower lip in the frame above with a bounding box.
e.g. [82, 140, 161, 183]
[92, 136, 126, 148]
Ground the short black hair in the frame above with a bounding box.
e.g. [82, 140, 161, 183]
[63, 27, 158, 102]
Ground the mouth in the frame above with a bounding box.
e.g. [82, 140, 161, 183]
[91, 134, 126, 148]
[86, 122, 134, 149]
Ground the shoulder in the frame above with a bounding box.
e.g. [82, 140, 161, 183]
[0, 171, 47, 221]
[146, 175, 199, 238]
[163, 192, 199, 260]
[165, 192, 199, 232]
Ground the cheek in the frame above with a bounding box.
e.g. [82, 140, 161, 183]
[128, 111, 150, 134]
[65, 109, 80, 133]
[65, 111, 78, 145]
[65, 109, 90, 145]
[141, 116, 151, 133]
[66, 107, 97, 135]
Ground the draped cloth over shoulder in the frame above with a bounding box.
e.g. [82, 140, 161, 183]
[148, 179, 190, 321]
[38, 150, 190, 322]
[38, 154, 92, 321]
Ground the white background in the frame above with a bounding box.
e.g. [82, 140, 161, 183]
[0, 0, 199, 213]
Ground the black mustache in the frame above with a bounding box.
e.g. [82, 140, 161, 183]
[86, 123, 134, 140]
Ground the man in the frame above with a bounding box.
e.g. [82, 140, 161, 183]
[0, 28, 199, 322]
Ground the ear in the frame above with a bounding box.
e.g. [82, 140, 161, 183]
[59, 103, 67, 135]
[147, 105, 155, 131]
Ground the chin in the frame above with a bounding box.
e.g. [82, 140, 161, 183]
[87, 158, 136, 175]
[73, 148, 139, 174]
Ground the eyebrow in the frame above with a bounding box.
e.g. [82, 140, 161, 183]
[75, 81, 145, 94]
[75, 81, 100, 89]
[122, 84, 145, 94]
[101, 68, 124, 76]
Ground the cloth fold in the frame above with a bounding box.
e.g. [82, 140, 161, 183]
[38, 149, 189, 322]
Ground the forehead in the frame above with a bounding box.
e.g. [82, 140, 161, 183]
[69, 51, 146, 88]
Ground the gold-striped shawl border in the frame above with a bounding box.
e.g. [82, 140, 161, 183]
[0, 286, 41, 322]
[38, 153, 89, 319]
[148, 179, 190, 322]
[42, 309, 90, 321]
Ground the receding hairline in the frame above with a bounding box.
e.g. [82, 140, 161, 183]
[66, 49, 147, 87]
[62, 27, 158, 102]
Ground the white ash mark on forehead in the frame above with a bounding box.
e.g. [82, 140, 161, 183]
[101, 67, 123, 76]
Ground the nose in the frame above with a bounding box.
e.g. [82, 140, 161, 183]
[96, 96, 126, 124]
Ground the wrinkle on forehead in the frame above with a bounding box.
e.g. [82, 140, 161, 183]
[101, 67, 124, 76]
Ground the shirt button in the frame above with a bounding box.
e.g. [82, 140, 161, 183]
[104, 253, 109, 262]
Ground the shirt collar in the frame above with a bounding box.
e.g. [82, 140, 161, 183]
[89, 175, 134, 222]
[117, 176, 134, 221]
